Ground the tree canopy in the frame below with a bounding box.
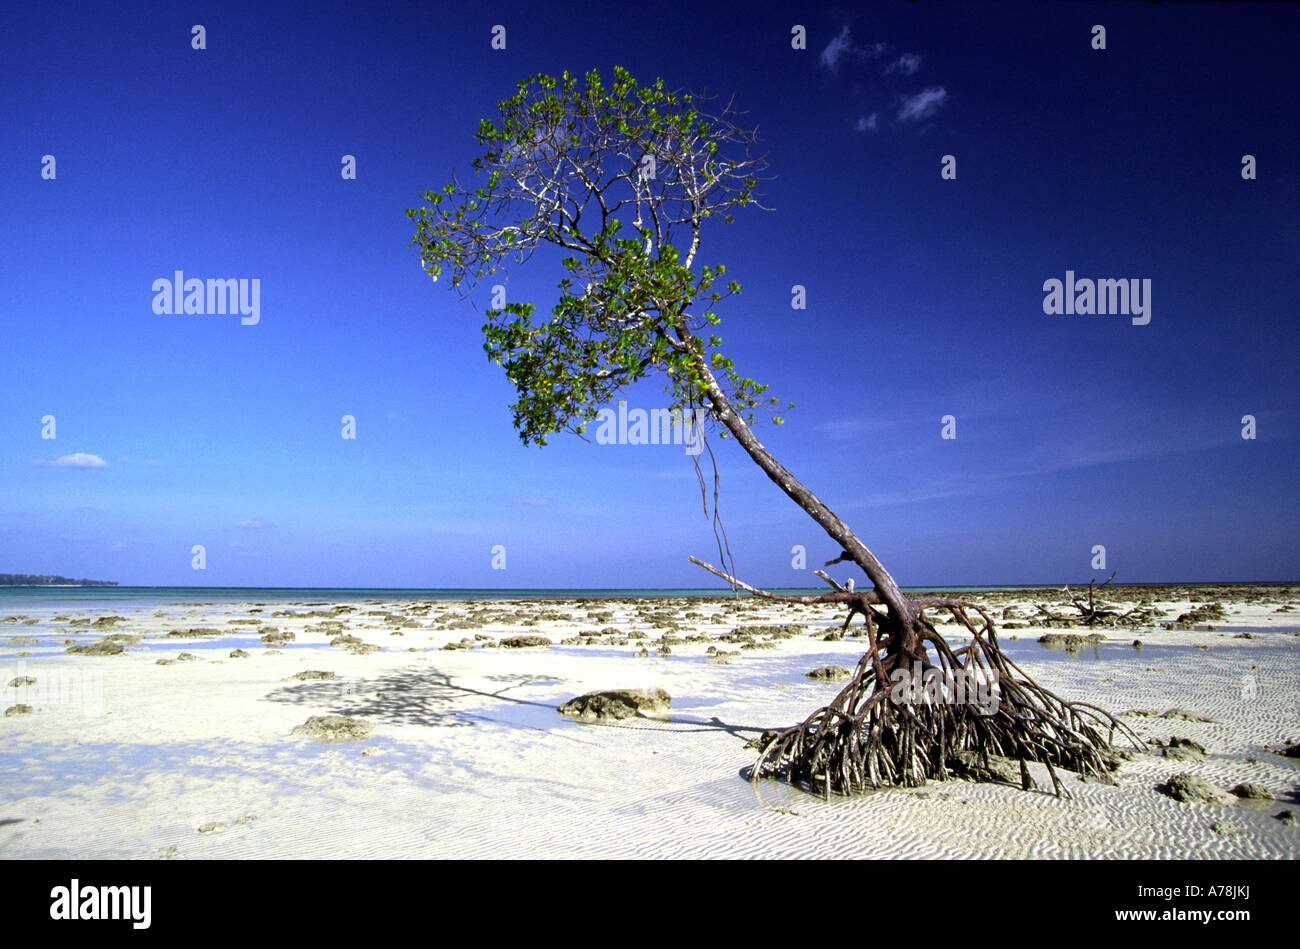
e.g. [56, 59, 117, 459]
[407, 66, 790, 447]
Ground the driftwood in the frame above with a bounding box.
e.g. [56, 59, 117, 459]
[1035, 572, 1159, 627]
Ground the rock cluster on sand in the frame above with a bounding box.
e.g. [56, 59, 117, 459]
[1231, 783, 1272, 800]
[557, 688, 670, 722]
[1125, 708, 1216, 722]
[65, 640, 125, 656]
[1156, 772, 1235, 805]
[1037, 632, 1105, 653]
[804, 666, 853, 681]
[500, 635, 552, 648]
[1159, 736, 1209, 761]
[291, 715, 374, 743]
[286, 670, 335, 681]
[950, 750, 1025, 786]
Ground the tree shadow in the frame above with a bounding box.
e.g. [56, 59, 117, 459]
[264, 665, 770, 738]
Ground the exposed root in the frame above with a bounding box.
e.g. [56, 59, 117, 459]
[749, 604, 1139, 798]
[688, 556, 1140, 799]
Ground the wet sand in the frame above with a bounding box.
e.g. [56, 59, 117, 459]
[1, 585, 1298, 858]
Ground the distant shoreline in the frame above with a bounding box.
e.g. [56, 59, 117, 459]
[1, 581, 1293, 592]
[0, 575, 118, 588]
[0, 580, 1293, 610]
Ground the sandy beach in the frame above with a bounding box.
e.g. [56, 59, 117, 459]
[2, 586, 1297, 859]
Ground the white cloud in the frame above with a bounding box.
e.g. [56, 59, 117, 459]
[898, 86, 949, 122]
[854, 114, 878, 133]
[820, 26, 854, 72]
[42, 453, 108, 469]
[886, 53, 922, 76]
[238, 518, 265, 529]
[820, 27, 886, 73]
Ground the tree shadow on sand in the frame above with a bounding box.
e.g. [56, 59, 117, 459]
[264, 665, 769, 739]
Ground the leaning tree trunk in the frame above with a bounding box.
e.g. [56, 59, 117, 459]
[686, 355, 1137, 797]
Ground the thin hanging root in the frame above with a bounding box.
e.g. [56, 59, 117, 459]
[749, 606, 1140, 798]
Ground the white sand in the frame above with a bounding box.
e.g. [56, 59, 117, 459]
[1, 589, 1297, 858]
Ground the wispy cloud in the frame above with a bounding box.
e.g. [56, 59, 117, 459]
[898, 86, 949, 122]
[39, 452, 108, 469]
[238, 518, 265, 529]
[820, 27, 886, 74]
[886, 53, 922, 76]
[854, 114, 878, 133]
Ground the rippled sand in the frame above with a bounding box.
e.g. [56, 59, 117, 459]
[1, 587, 1297, 858]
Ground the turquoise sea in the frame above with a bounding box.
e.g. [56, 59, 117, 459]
[1, 582, 1289, 611]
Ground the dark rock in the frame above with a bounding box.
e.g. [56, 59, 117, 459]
[1163, 737, 1209, 761]
[66, 640, 125, 656]
[4, 704, 33, 717]
[950, 750, 1023, 785]
[500, 635, 552, 648]
[1162, 708, 1215, 723]
[287, 670, 336, 681]
[1231, 783, 1272, 800]
[291, 714, 374, 743]
[804, 666, 853, 681]
[1156, 773, 1235, 805]
[1037, 633, 1105, 653]
[557, 688, 670, 722]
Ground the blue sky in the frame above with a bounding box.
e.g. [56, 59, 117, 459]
[1, 0, 1296, 588]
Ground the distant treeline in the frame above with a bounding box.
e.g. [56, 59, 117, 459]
[0, 574, 119, 587]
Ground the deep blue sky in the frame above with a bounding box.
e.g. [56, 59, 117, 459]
[1, 0, 1296, 588]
